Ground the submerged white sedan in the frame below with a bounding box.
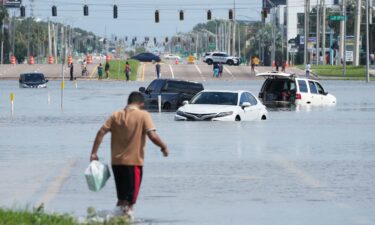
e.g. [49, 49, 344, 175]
[175, 90, 268, 121]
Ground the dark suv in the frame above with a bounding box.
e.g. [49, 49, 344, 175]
[19, 73, 48, 88]
[139, 79, 204, 111]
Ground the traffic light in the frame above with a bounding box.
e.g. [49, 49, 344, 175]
[125, 36, 128, 41]
[262, 8, 268, 19]
[179, 10, 184, 21]
[165, 37, 169, 43]
[207, 10, 212, 20]
[103, 38, 107, 44]
[177, 37, 181, 42]
[191, 37, 195, 43]
[229, 9, 233, 20]
[20, 6, 25, 17]
[83, 5, 89, 16]
[52, 5, 57, 17]
[155, 10, 160, 23]
[113, 5, 118, 19]
[154, 37, 157, 45]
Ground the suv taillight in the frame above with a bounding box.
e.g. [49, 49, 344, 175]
[296, 93, 302, 100]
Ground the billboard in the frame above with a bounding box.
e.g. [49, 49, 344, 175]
[1, 0, 22, 8]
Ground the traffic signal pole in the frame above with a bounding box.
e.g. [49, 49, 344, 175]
[304, 0, 310, 65]
[366, 0, 370, 82]
[322, 0, 326, 65]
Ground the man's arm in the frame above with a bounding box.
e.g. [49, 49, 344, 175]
[90, 126, 109, 161]
[147, 130, 169, 157]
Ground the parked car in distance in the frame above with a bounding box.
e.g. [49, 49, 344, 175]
[19, 73, 48, 88]
[139, 79, 204, 111]
[164, 54, 181, 60]
[131, 52, 161, 62]
[257, 71, 337, 108]
[203, 52, 240, 66]
[175, 90, 268, 121]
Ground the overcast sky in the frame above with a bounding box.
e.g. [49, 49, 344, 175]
[20, 0, 262, 39]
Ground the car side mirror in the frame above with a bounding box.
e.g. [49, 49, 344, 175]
[323, 92, 328, 95]
[45, 79, 49, 83]
[241, 102, 251, 109]
[139, 87, 146, 93]
[182, 100, 189, 105]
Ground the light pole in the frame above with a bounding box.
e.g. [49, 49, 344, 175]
[267, 0, 276, 66]
[304, 0, 310, 65]
[365, 0, 370, 82]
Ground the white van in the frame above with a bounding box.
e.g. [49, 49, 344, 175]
[256, 72, 336, 107]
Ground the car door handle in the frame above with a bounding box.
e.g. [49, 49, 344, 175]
[306, 101, 311, 104]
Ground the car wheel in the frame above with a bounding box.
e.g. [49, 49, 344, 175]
[163, 102, 171, 111]
[261, 115, 267, 120]
[206, 59, 213, 65]
[235, 115, 241, 121]
[227, 60, 234, 65]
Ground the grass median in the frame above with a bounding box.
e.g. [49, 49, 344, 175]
[0, 207, 131, 225]
[296, 65, 373, 80]
[105, 59, 139, 81]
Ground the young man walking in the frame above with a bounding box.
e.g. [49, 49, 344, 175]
[90, 92, 169, 218]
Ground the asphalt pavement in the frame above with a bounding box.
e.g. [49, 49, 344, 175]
[0, 60, 305, 81]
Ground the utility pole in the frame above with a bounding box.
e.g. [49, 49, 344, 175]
[1, 1, 4, 64]
[342, 0, 347, 76]
[304, 0, 310, 65]
[232, 0, 236, 56]
[53, 23, 58, 63]
[238, 23, 241, 59]
[195, 32, 198, 56]
[353, 0, 362, 66]
[316, 0, 320, 65]
[60, 26, 65, 110]
[365, 0, 370, 82]
[271, 5, 277, 66]
[321, 0, 326, 65]
[48, 19, 52, 57]
[227, 21, 231, 54]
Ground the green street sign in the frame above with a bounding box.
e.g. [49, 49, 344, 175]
[329, 15, 347, 21]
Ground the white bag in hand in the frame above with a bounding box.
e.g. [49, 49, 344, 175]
[85, 160, 110, 192]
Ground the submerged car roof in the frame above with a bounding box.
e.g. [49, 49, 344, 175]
[256, 71, 295, 78]
[20, 72, 45, 77]
[157, 78, 203, 84]
[200, 90, 249, 94]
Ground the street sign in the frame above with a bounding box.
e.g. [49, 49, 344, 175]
[346, 51, 353, 62]
[2, 0, 22, 8]
[329, 15, 347, 21]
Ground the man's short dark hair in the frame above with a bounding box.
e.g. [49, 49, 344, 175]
[128, 91, 144, 104]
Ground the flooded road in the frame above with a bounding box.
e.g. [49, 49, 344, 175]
[1, 79, 375, 225]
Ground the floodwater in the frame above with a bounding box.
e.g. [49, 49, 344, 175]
[1, 79, 375, 225]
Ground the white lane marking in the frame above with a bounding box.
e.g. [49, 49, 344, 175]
[195, 64, 202, 74]
[194, 64, 206, 81]
[272, 154, 353, 209]
[169, 64, 175, 79]
[224, 66, 235, 79]
[224, 66, 232, 75]
[36, 158, 77, 206]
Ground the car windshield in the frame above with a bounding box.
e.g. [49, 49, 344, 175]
[190, 92, 238, 105]
[23, 74, 44, 82]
